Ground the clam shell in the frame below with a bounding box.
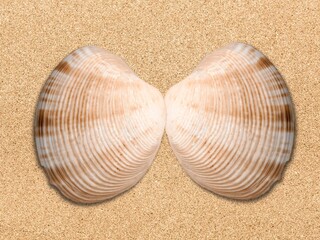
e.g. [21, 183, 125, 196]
[165, 42, 295, 200]
[35, 46, 165, 203]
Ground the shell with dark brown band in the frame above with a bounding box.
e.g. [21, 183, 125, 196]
[165, 42, 295, 200]
[35, 46, 166, 203]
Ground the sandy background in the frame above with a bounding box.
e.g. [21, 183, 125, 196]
[1, 0, 319, 239]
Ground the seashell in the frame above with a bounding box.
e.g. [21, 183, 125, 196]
[165, 42, 295, 200]
[34, 46, 165, 203]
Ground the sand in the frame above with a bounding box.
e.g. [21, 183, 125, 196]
[0, 0, 319, 239]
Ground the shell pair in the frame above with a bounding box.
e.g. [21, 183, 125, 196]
[35, 43, 295, 203]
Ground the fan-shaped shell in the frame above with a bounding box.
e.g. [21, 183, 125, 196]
[165, 42, 295, 200]
[35, 46, 165, 203]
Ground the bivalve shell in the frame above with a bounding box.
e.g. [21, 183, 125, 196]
[35, 46, 165, 203]
[165, 42, 295, 200]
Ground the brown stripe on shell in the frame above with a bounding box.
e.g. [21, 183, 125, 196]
[256, 56, 273, 70]
[55, 61, 72, 75]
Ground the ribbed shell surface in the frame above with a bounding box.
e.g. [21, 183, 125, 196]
[165, 43, 295, 200]
[35, 46, 166, 203]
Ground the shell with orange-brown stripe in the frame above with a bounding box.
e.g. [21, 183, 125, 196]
[165, 42, 295, 200]
[34, 46, 166, 203]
